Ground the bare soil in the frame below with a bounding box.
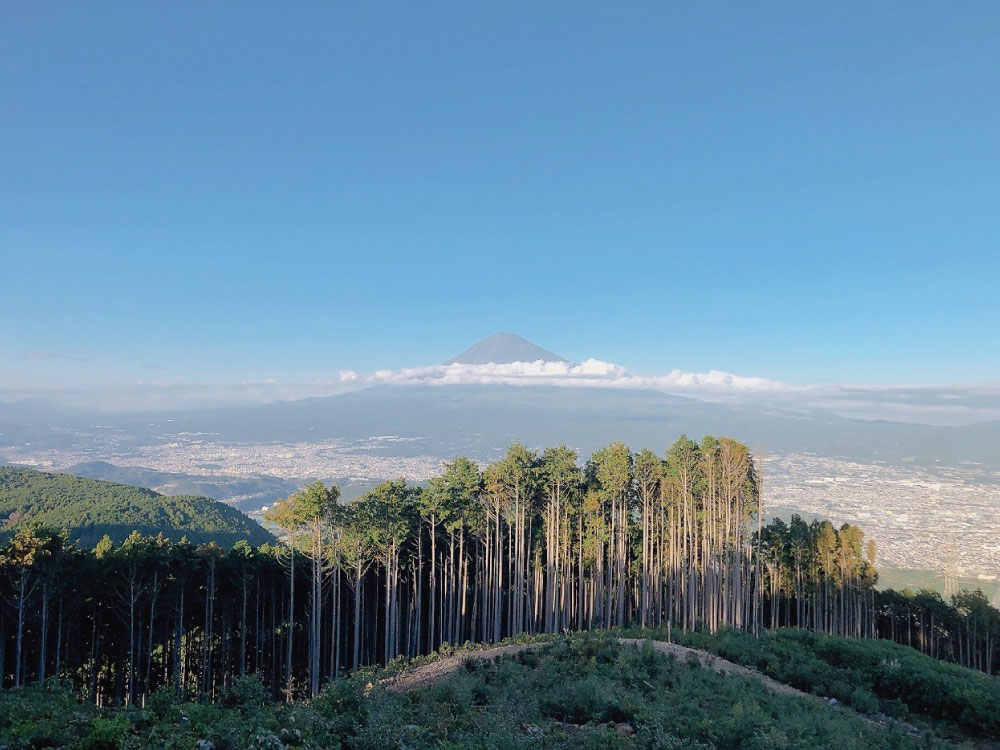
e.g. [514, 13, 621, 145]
[383, 643, 541, 693]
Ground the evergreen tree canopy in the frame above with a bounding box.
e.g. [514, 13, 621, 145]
[0, 466, 273, 547]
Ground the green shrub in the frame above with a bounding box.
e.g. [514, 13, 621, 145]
[77, 715, 131, 750]
[311, 675, 368, 737]
[1, 631, 986, 749]
[849, 686, 879, 714]
[218, 676, 269, 709]
[623, 625, 1000, 739]
[146, 685, 181, 721]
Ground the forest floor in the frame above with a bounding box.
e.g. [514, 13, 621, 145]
[384, 635, 927, 741]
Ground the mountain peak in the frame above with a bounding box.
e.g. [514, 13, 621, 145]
[444, 333, 572, 366]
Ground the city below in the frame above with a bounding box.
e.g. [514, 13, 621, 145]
[5, 434, 999, 585]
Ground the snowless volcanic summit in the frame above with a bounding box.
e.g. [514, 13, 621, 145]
[443, 332, 573, 365]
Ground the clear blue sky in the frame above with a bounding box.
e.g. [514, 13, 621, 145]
[2, 2, 998, 392]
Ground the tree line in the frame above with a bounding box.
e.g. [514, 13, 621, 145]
[1, 437, 996, 705]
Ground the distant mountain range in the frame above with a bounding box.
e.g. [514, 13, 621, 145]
[3, 382, 997, 472]
[0, 466, 274, 547]
[239, 384, 1000, 469]
[1, 333, 999, 485]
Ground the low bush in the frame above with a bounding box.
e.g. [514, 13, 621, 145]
[1, 632, 988, 749]
[623, 625, 1000, 739]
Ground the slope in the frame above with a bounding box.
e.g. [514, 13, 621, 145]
[0, 466, 273, 547]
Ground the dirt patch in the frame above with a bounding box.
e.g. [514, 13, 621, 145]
[383, 643, 542, 693]
[617, 638, 811, 700]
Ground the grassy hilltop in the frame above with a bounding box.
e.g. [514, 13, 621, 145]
[3, 630, 999, 749]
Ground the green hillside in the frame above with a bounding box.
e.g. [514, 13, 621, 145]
[5, 632, 994, 749]
[0, 466, 273, 547]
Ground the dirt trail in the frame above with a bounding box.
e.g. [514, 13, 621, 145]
[382, 636, 922, 738]
[615, 637, 814, 699]
[620, 639, 929, 738]
[385, 638, 812, 700]
[383, 642, 542, 693]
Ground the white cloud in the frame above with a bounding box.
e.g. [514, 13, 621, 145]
[4, 356, 998, 426]
[346, 359, 1000, 426]
[353, 358, 788, 393]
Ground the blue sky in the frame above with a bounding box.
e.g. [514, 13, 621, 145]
[2, 2, 998, 398]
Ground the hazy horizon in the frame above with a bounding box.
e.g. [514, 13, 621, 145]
[1, 331, 997, 426]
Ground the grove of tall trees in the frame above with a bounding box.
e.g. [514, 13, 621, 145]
[1, 437, 996, 705]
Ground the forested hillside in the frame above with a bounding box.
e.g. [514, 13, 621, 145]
[0, 466, 273, 547]
[0, 438, 996, 712]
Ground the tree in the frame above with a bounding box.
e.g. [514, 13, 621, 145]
[356, 480, 415, 662]
[540, 446, 580, 633]
[589, 442, 633, 628]
[265, 482, 340, 698]
[0, 525, 63, 686]
[339, 504, 373, 669]
[494, 443, 538, 636]
[634, 448, 663, 628]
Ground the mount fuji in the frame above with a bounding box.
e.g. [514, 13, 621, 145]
[443, 332, 574, 366]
